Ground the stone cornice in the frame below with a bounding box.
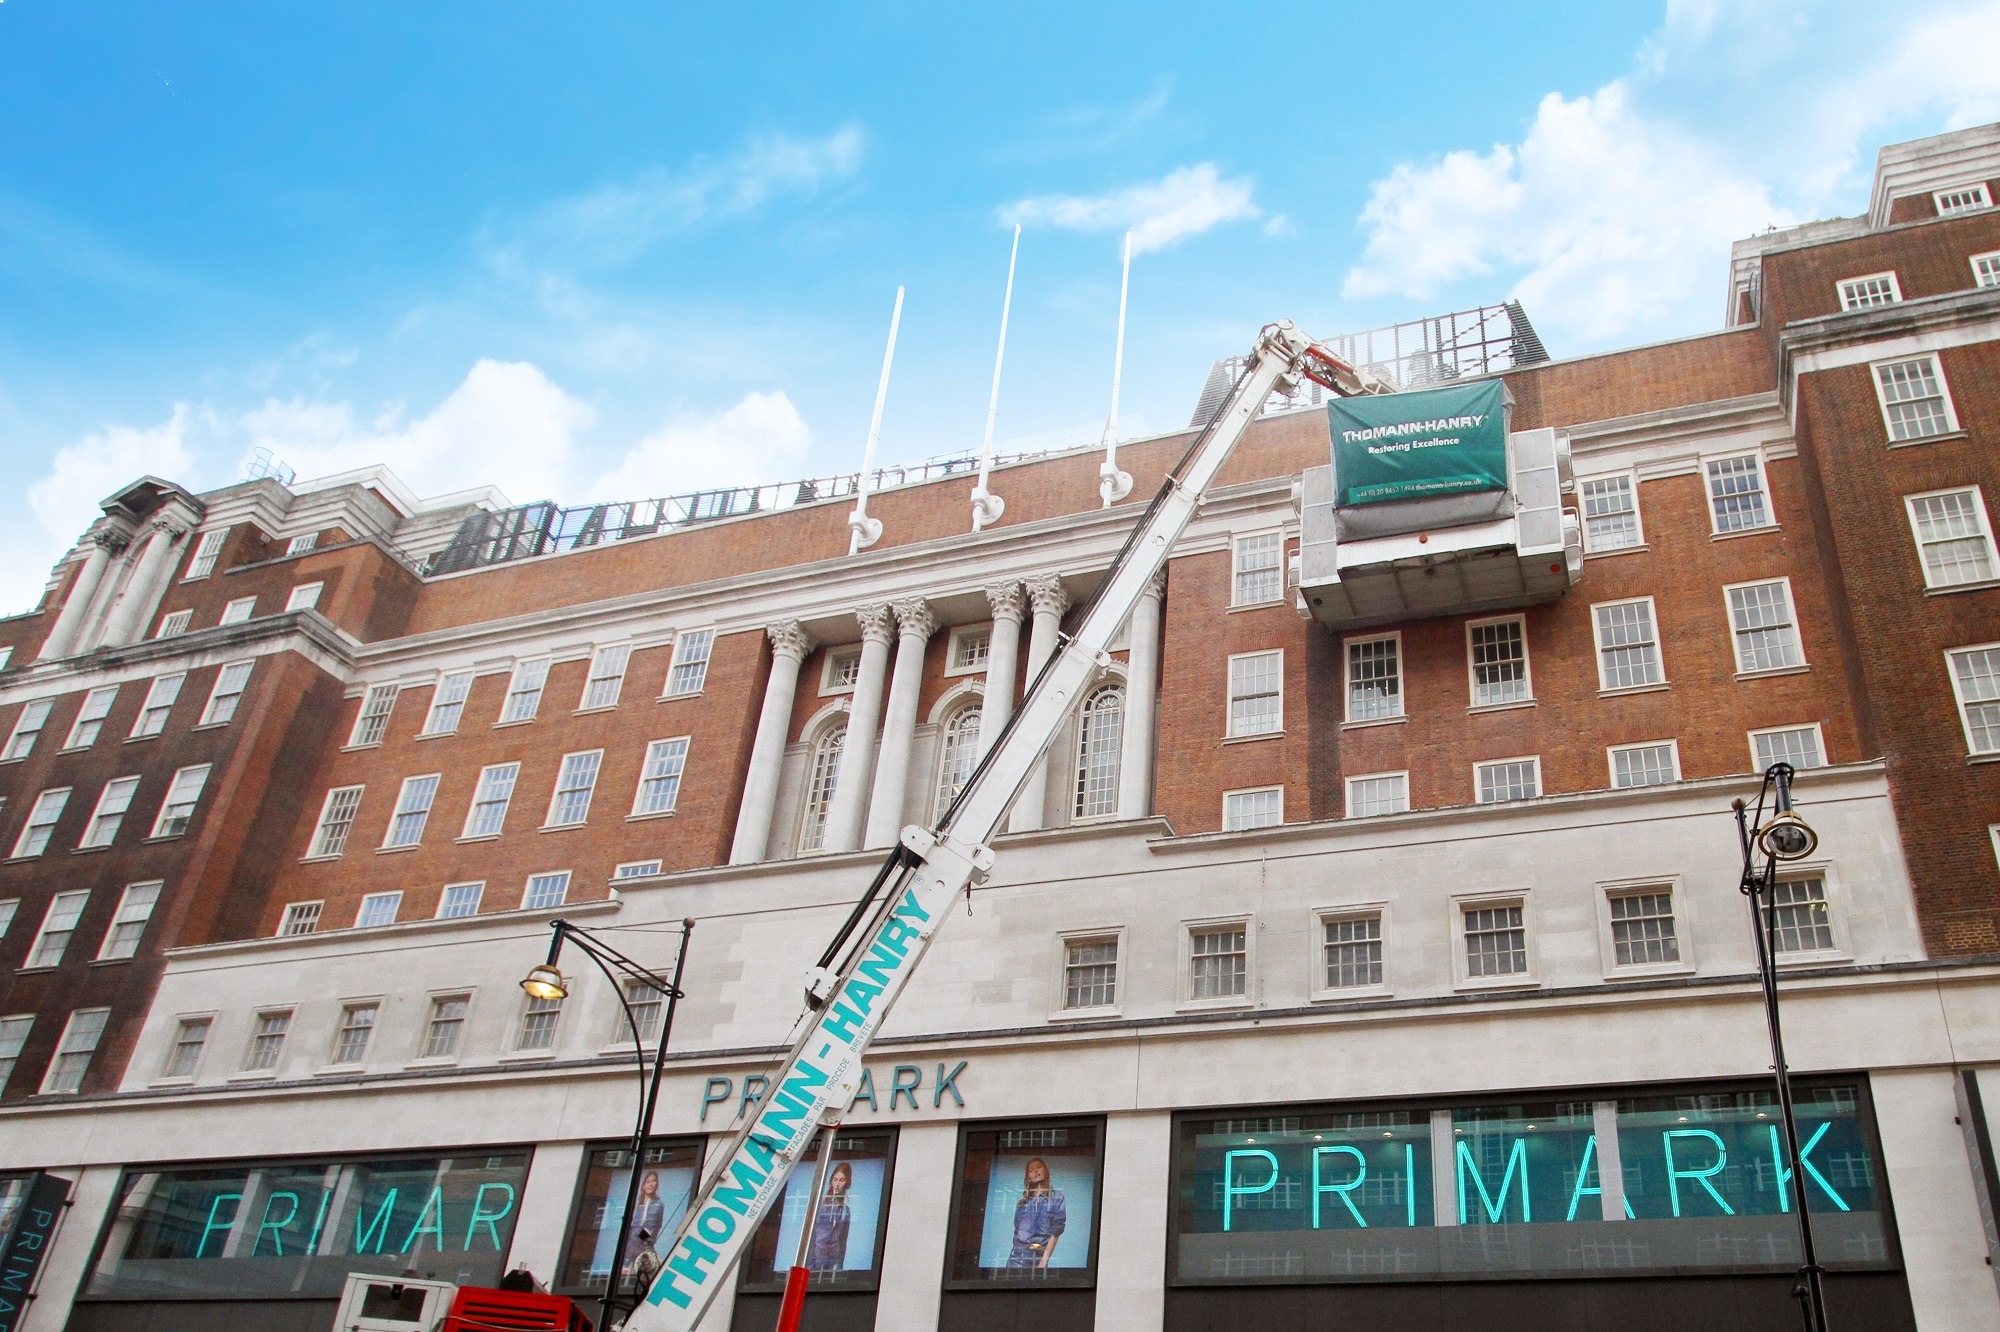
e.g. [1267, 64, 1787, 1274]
[0, 610, 355, 703]
[1779, 287, 2000, 417]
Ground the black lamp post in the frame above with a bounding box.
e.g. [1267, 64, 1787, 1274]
[1733, 762, 1829, 1332]
[522, 917, 694, 1332]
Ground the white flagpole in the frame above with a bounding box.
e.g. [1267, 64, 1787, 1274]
[1098, 230, 1135, 507]
[848, 286, 905, 554]
[970, 225, 1021, 532]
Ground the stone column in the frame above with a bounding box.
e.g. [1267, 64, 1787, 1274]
[1008, 574, 1069, 833]
[824, 605, 896, 853]
[977, 582, 1026, 758]
[1117, 571, 1166, 820]
[729, 621, 814, 865]
[863, 597, 936, 849]
[37, 529, 126, 661]
[97, 518, 185, 648]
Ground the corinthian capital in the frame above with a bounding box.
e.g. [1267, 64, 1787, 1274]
[890, 597, 937, 641]
[767, 620, 814, 662]
[148, 517, 188, 541]
[984, 581, 1026, 625]
[1025, 574, 1069, 619]
[90, 529, 131, 556]
[856, 603, 896, 646]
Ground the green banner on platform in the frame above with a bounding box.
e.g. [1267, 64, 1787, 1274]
[1330, 380, 1507, 507]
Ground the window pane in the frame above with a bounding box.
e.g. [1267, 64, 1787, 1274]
[1469, 620, 1528, 706]
[351, 686, 398, 746]
[1223, 789, 1282, 831]
[1191, 927, 1247, 999]
[1707, 456, 1769, 532]
[1594, 602, 1661, 690]
[438, 883, 484, 918]
[1877, 358, 1951, 441]
[518, 995, 563, 1049]
[559, 1140, 704, 1296]
[333, 1005, 376, 1063]
[1476, 760, 1539, 804]
[936, 708, 985, 822]
[310, 787, 364, 857]
[1230, 653, 1283, 736]
[584, 644, 633, 708]
[524, 872, 570, 910]
[1346, 638, 1400, 720]
[1611, 744, 1677, 788]
[384, 775, 439, 847]
[1954, 648, 2000, 753]
[635, 739, 689, 817]
[1579, 475, 1640, 551]
[1463, 905, 1527, 978]
[1768, 878, 1835, 954]
[501, 659, 550, 722]
[356, 893, 401, 928]
[244, 1011, 291, 1070]
[1072, 690, 1121, 818]
[1910, 491, 1996, 587]
[947, 1121, 1101, 1283]
[738, 1127, 898, 1290]
[666, 631, 713, 696]
[549, 752, 602, 825]
[1234, 533, 1283, 604]
[1728, 582, 1802, 672]
[798, 726, 845, 852]
[1753, 727, 1824, 772]
[1323, 916, 1383, 989]
[1610, 891, 1680, 966]
[421, 672, 473, 734]
[1347, 775, 1408, 818]
[1064, 939, 1118, 1009]
[423, 997, 469, 1059]
[465, 764, 519, 838]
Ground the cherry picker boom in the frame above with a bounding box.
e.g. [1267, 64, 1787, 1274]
[627, 320, 1388, 1331]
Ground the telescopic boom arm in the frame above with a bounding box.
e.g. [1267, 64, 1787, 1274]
[627, 321, 1384, 1330]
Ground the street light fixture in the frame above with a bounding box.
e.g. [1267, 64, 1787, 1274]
[521, 917, 694, 1332]
[1733, 762, 1830, 1332]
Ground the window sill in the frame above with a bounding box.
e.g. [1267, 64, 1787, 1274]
[454, 833, 502, 845]
[1226, 598, 1287, 613]
[656, 691, 703, 703]
[1452, 976, 1542, 994]
[1176, 996, 1255, 1015]
[1311, 985, 1391, 1003]
[942, 664, 989, 678]
[13, 966, 56, 977]
[625, 810, 677, 823]
[818, 685, 858, 698]
[2, 855, 43, 865]
[58, 746, 93, 755]
[493, 717, 538, 729]
[1222, 730, 1286, 745]
[228, 1070, 279, 1083]
[574, 704, 622, 717]
[71, 844, 113, 855]
[1774, 950, 1851, 969]
[538, 822, 587, 834]
[413, 730, 457, 742]
[298, 853, 342, 864]
[313, 1064, 367, 1077]
[376, 843, 421, 855]
[1049, 1005, 1121, 1022]
[142, 834, 185, 844]
[1888, 430, 1966, 450]
[1735, 664, 1810, 681]
[1603, 962, 1696, 981]
[122, 733, 162, 744]
[340, 742, 383, 753]
[0, 757, 23, 765]
[1467, 700, 1536, 715]
[1597, 682, 1670, 699]
[189, 720, 232, 732]
[405, 1056, 460, 1070]
[1583, 544, 1649, 559]
[499, 1049, 558, 1064]
[1926, 578, 2000, 596]
[1341, 715, 1407, 731]
[1967, 752, 2000, 766]
[1709, 524, 1780, 542]
[87, 956, 135, 968]
[150, 1076, 196, 1089]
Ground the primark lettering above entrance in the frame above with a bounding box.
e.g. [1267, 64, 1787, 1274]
[2, 123, 2000, 1332]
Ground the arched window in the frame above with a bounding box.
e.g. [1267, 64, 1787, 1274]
[1073, 684, 1125, 819]
[933, 704, 983, 822]
[798, 723, 846, 852]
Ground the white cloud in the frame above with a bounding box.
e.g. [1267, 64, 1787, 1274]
[1343, 82, 1793, 342]
[1003, 163, 1260, 255]
[492, 126, 864, 273]
[27, 406, 202, 551]
[592, 391, 813, 500]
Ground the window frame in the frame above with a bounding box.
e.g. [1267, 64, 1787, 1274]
[1051, 927, 1125, 1018]
[514, 993, 564, 1053]
[1749, 723, 1827, 774]
[3, 699, 54, 761]
[240, 1009, 293, 1073]
[1181, 913, 1255, 1010]
[1973, 250, 2000, 289]
[1343, 770, 1410, 819]
[1703, 451, 1776, 536]
[159, 1013, 216, 1081]
[218, 595, 257, 625]
[41, 1007, 109, 1094]
[1765, 864, 1848, 964]
[1723, 576, 1807, 676]
[198, 660, 255, 727]
[1226, 648, 1285, 739]
[11, 787, 71, 858]
[461, 762, 520, 839]
[797, 720, 847, 854]
[1070, 684, 1123, 821]
[614, 859, 663, 880]
[1835, 271, 1901, 310]
[820, 647, 863, 696]
[631, 737, 691, 818]
[419, 670, 475, 736]
[436, 881, 485, 919]
[80, 775, 142, 848]
[416, 992, 473, 1063]
[1310, 903, 1389, 1000]
[380, 773, 442, 849]
[149, 763, 212, 840]
[64, 685, 120, 750]
[1473, 755, 1542, 805]
[1590, 596, 1666, 693]
[347, 684, 399, 748]
[354, 891, 403, 929]
[0, 1014, 30, 1093]
[581, 642, 634, 710]
[1230, 530, 1286, 607]
[1221, 785, 1284, 832]
[182, 526, 230, 581]
[283, 582, 323, 613]
[945, 624, 994, 676]
[1595, 877, 1693, 978]
[97, 881, 162, 961]
[1451, 889, 1537, 991]
[1465, 614, 1533, 709]
[329, 1001, 380, 1067]
[284, 533, 319, 556]
[277, 901, 323, 937]
[1904, 485, 1999, 591]
[25, 889, 91, 969]
[306, 785, 364, 859]
[1934, 182, 1993, 215]
[498, 658, 551, 725]
[1945, 642, 2000, 756]
[522, 870, 572, 911]
[544, 750, 604, 828]
[1607, 739, 1682, 789]
[130, 673, 186, 738]
[154, 609, 193, 639]
[1871, 352, 1960, 443]
[661, 630, 713, 700]
[1342, 632, 1402, 724]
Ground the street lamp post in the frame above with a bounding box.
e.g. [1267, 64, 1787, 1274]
[522, 917, 695, 1332]
[1733, 762, 1829, 1332]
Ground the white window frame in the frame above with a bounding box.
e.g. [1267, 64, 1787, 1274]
[329, 1001, 380, 1067]
[354, 892, 403, 929]
[1607, 739, 1682, 789]
[614, 859, 663, 880]
[219, 596, 257, 625]
[2, 700, 52, 761]
[348, 684, 399, 748]
[498, 658, 550, 725]
[661, 630, 713, 699]
[284, 582, 323, 613]
[1311, 903, 1389, 1000]
[544, 750, 603, 828]
[1343, 632, 1403, 723]
[154, 609, 193, 639]
[1934, 183, 1993, 215]
[1836, 271, 1901, 310]
[182, 527, 230, 580]
[381, 773, 441, 848]
[1595, 876, 1694, 978]
[1973, 250, 2000, 289]
[1070, 685, 1122, 821]
[1452, 889, 1537, 990]
[25, 890, 90, 969]
[1221, 785, 1284, 832]
[1344, 770, 1409, 819]
[277, 901, 323, 937]
[581, 643, 634, 710]
[461, 763, 520, 839]
[1905, 486, 1999, 590]
[285, 533, 319, 556]
[80, 776, 141, 848]
[1872, 353, 1961, 442]
[1764, 863, 1848, 964]
[0, 1014, 31, 1093]
[149, 764, 212, 839]
[1226, 649, 1285, 738]
[0, 899, 16, 938]
[199, 661, 255, 727]
[306, 786, 364, 859]
[797, 721, 846, 854]
[1749, 723, 1827, 773]
[11, 787, 71, 858]
[417, 992, 473, 1062]
[522, 870, 572, 911]
[130, 674, 185, 739]
[159, 1013, 215, 1082]
[1473, 756, 1542, 805]
[945, 624, 994, 676]
[436, 882, 485, 919]
[41, 1008, 109, 1094]
[1946, 643, 2000, 756]
[820, 648, 863, 696]
[1231, 530, 1286, 607]
[1590, 596, 1666, 693]
[1181, 913, 1255, 1010]
[64, 686, 119, 750]
[632, 737, 691, 818]
[1723, 577, 1807, 676]
[1466, 615, 1533, 708]
[1051, 926, 1125, 1018]
[241, 1009, 292, 1072]
[1703, 452, 1775, 535]
[419, 671, 474, 736]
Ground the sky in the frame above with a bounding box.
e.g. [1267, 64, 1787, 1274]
[2, 0, 1999, 613]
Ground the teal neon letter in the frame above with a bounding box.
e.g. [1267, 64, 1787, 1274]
[464, 1183, 517, 1250]
[1457, 1139, 1530, 1224]
[1664, 1130, 1735, 1217]
[401, 1186, 448, 1254]
[255, 1191, 300, 1256]
[1565, 1136, 1599, 1222]
[1405, 1144, 1417, 1228]
[1767, 1122, 1852, 1214]
[196, 1192, 244, 1258]
[353, 1189, 400, 1253]
[1222, 1149, 1279, 1232]
[1311, 1146, 1368, 1228]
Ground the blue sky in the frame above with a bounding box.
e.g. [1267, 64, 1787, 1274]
[3, 0, 1998, 611]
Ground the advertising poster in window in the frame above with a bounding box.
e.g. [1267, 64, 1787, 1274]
[949, 1120, 1102, 1286]
[559, 1140, 702, 1297]
[739, 1128, 896, 1291]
